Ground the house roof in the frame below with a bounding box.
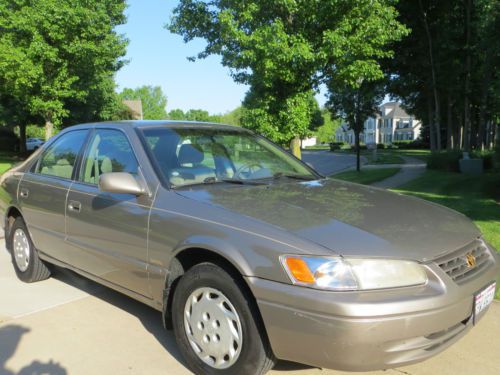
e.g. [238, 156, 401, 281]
[123, 100, 143, 120]
[379, 102, 410, 118]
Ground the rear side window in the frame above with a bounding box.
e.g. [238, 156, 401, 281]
[80, 129, 139, 185]
[37, 130, 88, 179]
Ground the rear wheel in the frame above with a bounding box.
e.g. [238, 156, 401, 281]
[9, 217, 51, 282]
[172, 263, 276, 375]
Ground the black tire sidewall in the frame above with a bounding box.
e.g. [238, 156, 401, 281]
[10, 218, 37, 282]
[172, 263, 271, 375]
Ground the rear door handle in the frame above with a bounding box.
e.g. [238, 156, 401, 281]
[68, 201, 82, 212]
[20, 188, 29, 198]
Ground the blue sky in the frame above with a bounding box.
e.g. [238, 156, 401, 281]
[115, 0, 326, 114]
[115, 0, 248, 114]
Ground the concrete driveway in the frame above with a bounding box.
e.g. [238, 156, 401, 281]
[302, 150, 359, 175]
[1, 239, 499, 375]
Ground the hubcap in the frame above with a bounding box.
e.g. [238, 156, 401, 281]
[184, 287, 243, 369]
[13, 228, 30, 272]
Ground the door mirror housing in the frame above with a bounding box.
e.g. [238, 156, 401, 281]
[98, 172, 146, 196]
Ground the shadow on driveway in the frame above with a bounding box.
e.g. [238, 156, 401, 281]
[49, 266, 186, 368]
[0, 325, 67, 375]
[49, 266, 315, 373]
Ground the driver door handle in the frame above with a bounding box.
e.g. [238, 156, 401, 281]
[20, 188, 29, 198]
[68, 201, 81, 213]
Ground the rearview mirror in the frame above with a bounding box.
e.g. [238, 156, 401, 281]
[98, 172, 146, 196]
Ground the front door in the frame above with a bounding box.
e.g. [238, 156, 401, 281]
[65, 129, 152, 297]
[18, 130, 88, 264]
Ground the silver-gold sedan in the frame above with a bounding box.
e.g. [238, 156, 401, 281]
[1, 121, 499, 375]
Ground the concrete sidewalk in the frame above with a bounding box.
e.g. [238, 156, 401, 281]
[369, 156, 426, 189]
[1, 240, 499, 375]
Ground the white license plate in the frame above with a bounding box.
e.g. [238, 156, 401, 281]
[474, 282, 496, 322]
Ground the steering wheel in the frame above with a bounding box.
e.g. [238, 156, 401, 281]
[234, 162, 264, 179]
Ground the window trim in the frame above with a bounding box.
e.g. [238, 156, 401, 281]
[75, 127, 142, 187]
[30, 129, 91, 183]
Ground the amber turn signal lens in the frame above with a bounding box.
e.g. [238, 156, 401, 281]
[285, 257, 315, 284]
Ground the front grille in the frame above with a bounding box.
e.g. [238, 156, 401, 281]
[435, 239, 492, 284]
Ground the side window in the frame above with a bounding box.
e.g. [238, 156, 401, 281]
[80, 129, 139, 185]
[37, 130, 88, 179]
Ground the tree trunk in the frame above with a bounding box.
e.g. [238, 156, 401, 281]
[18, 123, 27, 154]
[428, 97, 436, 151]
[446, 96, 453, 150]
[45, 115, 54, 141]
[419, 0, 441, 151]
[354, 130, 361, 172]
[290, 136, 301, 159]
[463, 0, 472, 151]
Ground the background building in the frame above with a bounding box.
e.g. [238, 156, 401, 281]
[335, 102, 421, 145]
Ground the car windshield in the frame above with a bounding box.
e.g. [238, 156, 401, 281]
[140, 127, 317, 188]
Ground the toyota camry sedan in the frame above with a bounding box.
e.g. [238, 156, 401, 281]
[1, 121, 498, 375]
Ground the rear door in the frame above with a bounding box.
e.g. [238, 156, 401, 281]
[65, 128, 152, 297]
[18, 130, 88, 264]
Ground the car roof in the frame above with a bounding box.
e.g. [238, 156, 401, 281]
[65, 120, 250, 133]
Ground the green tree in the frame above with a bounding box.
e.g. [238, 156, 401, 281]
[315, 109, 341, 144]
[0, 0, 128, 140]
[167, 109, 186, 120]
[167, 108, 224, 123]
[169, 0, 408, 158]
[118, 85, 168, 120]
[387, 0, 500, 151]
[327, 80, 385, 171]
[219, 107, 242, 126]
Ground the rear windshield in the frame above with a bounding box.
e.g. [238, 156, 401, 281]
[140, 127, 314, 187]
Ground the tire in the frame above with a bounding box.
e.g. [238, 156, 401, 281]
[9, 217, 51, 282]
[172, 262, 276, 375]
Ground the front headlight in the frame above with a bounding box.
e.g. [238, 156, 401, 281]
[280, 255, 428, 291]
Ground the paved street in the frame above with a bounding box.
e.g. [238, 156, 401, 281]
[1, 238, 499, 375]
[302, 150, 360, 175]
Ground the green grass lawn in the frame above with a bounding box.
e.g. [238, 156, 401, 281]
[393, 170, 500, 299]
[334, 148, 406, 164]
[364, 151, 405, 165]
[391, 149, 432, 161]
[332, 167, 401, 185]
[0, 152, 16, 175]
[303, 145, 330, 150]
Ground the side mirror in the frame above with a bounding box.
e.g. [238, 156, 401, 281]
[98, 172, 147, 196]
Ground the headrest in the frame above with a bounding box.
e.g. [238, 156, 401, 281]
[100, 157, 113, 174]
[178, 143, 204, 164]
[56, 159, 70, 166]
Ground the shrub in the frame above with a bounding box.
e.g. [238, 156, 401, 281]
[427, 151, 463, 172]
[350, 143, 367, 151]
[470, 150, 495, 170]
[329, 142, 344, 151]
[393, 140, 428, 149]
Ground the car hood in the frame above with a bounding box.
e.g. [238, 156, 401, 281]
[176, 179, 480, 262]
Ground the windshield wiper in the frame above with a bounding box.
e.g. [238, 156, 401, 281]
[271, 172, 316, 181]
[172, 177, 265, 189]
[217, 177, 267, 185]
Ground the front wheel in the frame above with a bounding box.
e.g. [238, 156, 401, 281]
[172, 263, 276, 375]
[9, 217, 51, 282]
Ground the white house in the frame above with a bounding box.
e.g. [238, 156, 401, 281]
[335, 102, 421, 145]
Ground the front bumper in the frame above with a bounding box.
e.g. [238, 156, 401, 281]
[246, 253, 500, 371]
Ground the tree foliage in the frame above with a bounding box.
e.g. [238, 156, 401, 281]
[241, 90, 322, 144]
[315, 109, 341, 144]
[386, 0, 500, 151]
[0, 0, 127, 140]
[118, 85, 168, 120]
[169, 0, 407, 156]
[327, 80, 385, 171]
